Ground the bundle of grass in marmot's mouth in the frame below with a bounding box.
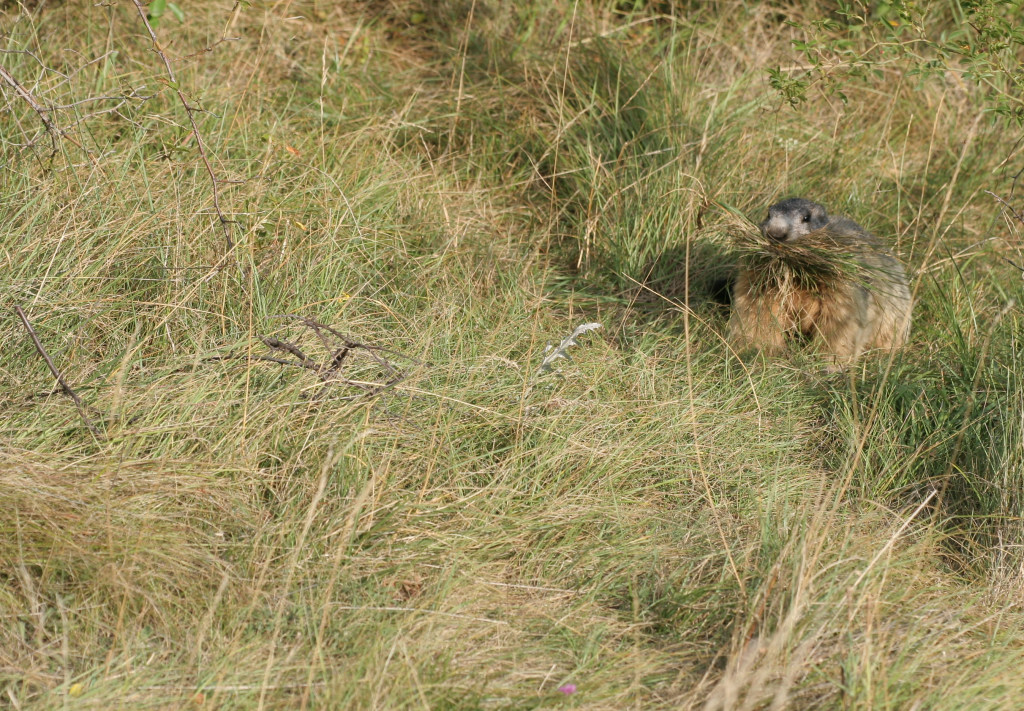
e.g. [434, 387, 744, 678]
[730, 223, 875, 293]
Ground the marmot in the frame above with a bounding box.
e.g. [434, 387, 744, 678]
[728, 198, 912, 365]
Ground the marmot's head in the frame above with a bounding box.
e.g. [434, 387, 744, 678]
[761, 198, 829, 242]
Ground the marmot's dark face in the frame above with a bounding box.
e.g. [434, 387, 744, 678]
[761, 198, 829, 242]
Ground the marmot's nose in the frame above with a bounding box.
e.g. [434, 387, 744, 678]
[763, 223, 787, 241]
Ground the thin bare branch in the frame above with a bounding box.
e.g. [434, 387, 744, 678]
[128, 0, 236, 253]
[14, 306, 101, 439]
[0, 63, 80, 152]
[986, 189, 1024, 227]
[202, 354, 321, 372]
[41, 86, 151, 110]
[173, 37, 241, 64]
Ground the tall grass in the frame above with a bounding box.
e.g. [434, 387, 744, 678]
[2, 0, 1024, 708]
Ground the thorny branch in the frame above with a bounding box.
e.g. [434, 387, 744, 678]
[14, 306, 101, 439]
[128, 0, 238, 253]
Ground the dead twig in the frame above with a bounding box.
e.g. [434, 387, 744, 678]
[986, 189, 1024, 228]
[202, 353, 322, 373]
[174, 37, 241, 64]
[43, 85, 151, 111]
[128, 0, 237, 253]
[14, 306, 101, 439]
[270, 314, 425, 371]
[1, 46, 151, 157]
[203, 315, 423, 400]
[261, 337, 317, 370]
[0, 64, 82, 153]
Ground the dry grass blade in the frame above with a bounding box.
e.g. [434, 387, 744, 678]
[3, 2, 1024, 709]
[728, 220, 877, 292]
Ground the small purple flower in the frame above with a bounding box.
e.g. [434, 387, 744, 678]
[557, 683, 577, 695]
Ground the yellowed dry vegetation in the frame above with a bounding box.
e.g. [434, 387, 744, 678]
[2, 1, 1024, 708]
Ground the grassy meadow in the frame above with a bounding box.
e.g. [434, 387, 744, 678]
[2, 0, 1024, 708]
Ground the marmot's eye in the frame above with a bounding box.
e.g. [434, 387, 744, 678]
[802, 214, 811, 223]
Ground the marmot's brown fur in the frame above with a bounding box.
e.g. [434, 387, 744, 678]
[728, 198, 912, 366]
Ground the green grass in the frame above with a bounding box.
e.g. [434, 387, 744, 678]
[2, 1, 1024, 708]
